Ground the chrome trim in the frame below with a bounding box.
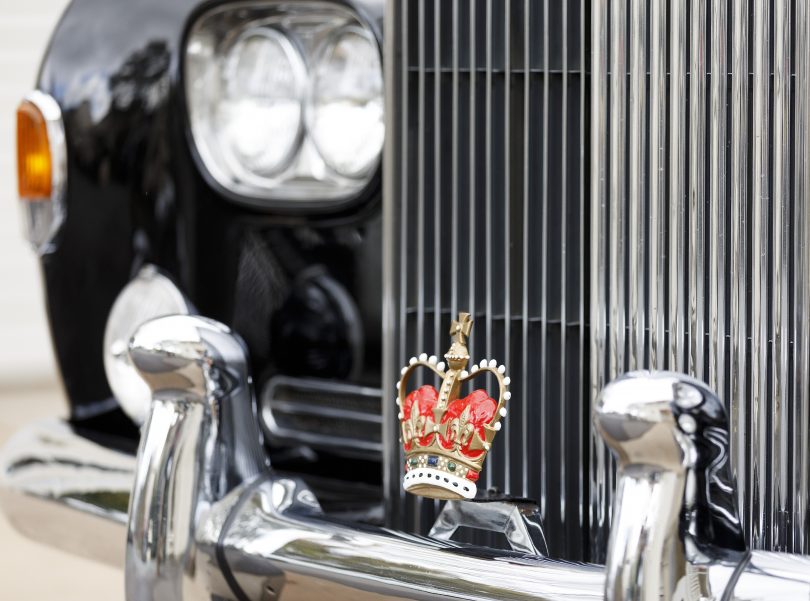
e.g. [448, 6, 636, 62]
[125, 315, 266, 601]
[795, 0, 810, 552]
[260, 375, 382, 456]
[428, 498, 549, 556]
[668, 0, 687, 374]
[607, 0, 626, 382]
[708, 0, 727, 402]
[589, 0, 610, 560]
[734, 552, 810, 600]
[221, 476, 604, 601]
[772, 0, 791, 550]
[648, 0, 666, 370]
[20, 90, 67, 255]
[750, 0, 770, 548]
[688, 0, 706, 379]
[125, 314, 605, 600]
[595, 371, 810, 601]
[596, 372, 748, 600]
[10, 345, 810, 598]
[0, 418, 133, 568]
[729, 0, 748, 534]
[628, 0, 646, 369]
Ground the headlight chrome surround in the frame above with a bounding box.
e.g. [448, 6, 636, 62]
[184, 1, 383, 210]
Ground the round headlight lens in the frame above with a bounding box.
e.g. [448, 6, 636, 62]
[218, 28, 306, 177]
[188, 26, 307, 189]
[309, 26, 383, 179]
[103, 266, 192, 425]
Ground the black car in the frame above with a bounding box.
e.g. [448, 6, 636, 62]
[4, 0, 810, 599]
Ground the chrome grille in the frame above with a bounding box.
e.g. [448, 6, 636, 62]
[591, 0, 810, 557]
[385, 0, 810, 562]
[383, 0, 589, 560]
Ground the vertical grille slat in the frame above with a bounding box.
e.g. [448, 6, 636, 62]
[502, 0, 512, 497]
[708, 0, 727, 399]
[729, 0, 749, 538]
[628, 0, 646, 370]
[689, 0, 707, 379]
[484, 0, 494, 493]
[751, 0, 770, 547]
[669, 0, 687, 374]
[608, 0, 626, 382]
[795, 0, 810, 552]
[521, 0, 531, 500]
[589, 0, 609, 560]
[433, 0, 441, 358]
[772, 0, 791, 549]
[539, 0, 550, 523]
[649, 0, 666, 370]
[451, 0, 459, 319]
[558, 0, 569, 553]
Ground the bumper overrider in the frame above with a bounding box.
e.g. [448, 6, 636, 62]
[3, 315, 810, 600]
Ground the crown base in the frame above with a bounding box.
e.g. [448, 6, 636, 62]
[403, 468, 477, 500]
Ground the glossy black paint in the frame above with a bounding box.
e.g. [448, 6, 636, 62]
[34, 0, 384, 430]
[672, 379, 748, 558]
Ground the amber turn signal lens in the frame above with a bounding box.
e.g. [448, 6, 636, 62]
[17, 99, 52, 199]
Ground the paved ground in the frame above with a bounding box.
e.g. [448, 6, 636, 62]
[0, 386, 124, 600]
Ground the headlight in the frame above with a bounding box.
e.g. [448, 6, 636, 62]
[309, 26, 384, 179]
[103, 265, 193, 425]
[218, 28, 306, 178]
[185, 2, 382, 208]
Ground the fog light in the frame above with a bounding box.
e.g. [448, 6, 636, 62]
[103, 265, 193, 424]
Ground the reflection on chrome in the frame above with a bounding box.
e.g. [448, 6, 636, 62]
[429, 498, 549, 556]
[594, 371, 810, 601]
[0, 418, 133, 567]
[125, 315, 266, 601]
[124, 314, 604, 600]
[595, 372, 747, 600]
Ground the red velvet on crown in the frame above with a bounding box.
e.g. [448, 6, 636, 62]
[402, 384, 497, 459]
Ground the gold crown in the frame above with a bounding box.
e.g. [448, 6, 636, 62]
[396, 312, 510, 500]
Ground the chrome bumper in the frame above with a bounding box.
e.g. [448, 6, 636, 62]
[0, 418, 131, 568]
[4, 317, 810, 600]
[0, 419, 605, 600]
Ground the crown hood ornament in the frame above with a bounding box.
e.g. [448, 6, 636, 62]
[397, 312, 510, 500]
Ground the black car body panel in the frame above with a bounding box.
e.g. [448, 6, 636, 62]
[37, 0, 384, 437]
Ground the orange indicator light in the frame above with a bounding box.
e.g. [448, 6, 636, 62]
[17, 99, 53, 200]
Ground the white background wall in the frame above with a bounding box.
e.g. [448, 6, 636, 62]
[0, 0, 65, 389]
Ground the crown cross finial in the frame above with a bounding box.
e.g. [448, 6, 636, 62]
[450, 312, 473, 344]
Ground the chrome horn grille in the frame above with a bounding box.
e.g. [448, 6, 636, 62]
[383, 0, 590, 560]
[590, 0, 810, 558]
[385, 0, 810, 563]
